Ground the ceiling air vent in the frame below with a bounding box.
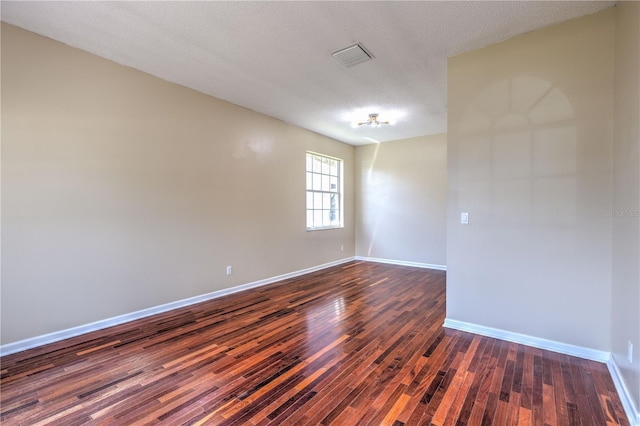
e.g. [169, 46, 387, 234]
[331, 42, 374, 67]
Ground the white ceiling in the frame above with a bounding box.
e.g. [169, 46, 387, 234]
[1, 1, 615, 146]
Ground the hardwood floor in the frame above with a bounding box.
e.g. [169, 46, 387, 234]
[0, 261, 629, 425]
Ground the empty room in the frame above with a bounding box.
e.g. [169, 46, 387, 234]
[1, 1, 638, 425]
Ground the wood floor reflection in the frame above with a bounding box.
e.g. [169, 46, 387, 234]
[0, 261, 629, 425]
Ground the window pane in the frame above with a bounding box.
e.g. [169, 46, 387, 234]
[314, 192, 322, 209]
[330, 176, 338, 192]
[314, 210, 323, 227]
[307, 210, 313, 228]
[306, 192, 313, 209]
[313, 173, 321, 190]
[323, 193, 331, 209]
[331, 197, 339, 223]
[321, 158, 330, 174]
[313, 155, 322, 173]
[306, 154, 313, 171]
[322, 175, 330, 191]
[322, 210, 331, 226]
[329, 160, 337, 176]
[330, 209, 338, 225]
[306, 172, 312, 190]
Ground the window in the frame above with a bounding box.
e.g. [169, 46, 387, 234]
[306, 152, 343, 230]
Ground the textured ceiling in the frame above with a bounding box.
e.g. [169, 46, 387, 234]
[1, 1, 615, 145]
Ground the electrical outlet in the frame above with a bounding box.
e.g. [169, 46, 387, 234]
[226, 266, 232, 276]
[628, 341, 633, 364]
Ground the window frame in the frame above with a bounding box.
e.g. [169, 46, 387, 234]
[305, 151, 344, 231]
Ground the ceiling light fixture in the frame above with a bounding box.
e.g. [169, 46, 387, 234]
[358, 113, 390, 127]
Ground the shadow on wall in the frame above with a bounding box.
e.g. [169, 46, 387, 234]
[456, 76, 577, 229]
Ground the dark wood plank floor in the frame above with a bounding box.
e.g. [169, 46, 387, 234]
[0, 261, 629, 425]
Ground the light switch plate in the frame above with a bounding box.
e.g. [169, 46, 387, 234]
[461, 212, 469, 224]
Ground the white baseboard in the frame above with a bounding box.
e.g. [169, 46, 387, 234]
[607, 356, 640, 426]
[444, 318, 638, 425]
[355, 256, 446, 271]
[0, 257, 356, 357]
[443, 318, 609, 362]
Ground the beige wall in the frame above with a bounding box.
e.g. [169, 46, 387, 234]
[355, 135, 447, 266]
[612, 1, 640, 414]
[0, 23, 355, 345]
[447, 10, 615, 351]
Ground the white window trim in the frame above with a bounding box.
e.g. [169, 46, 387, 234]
[306, 151, 344, 231]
